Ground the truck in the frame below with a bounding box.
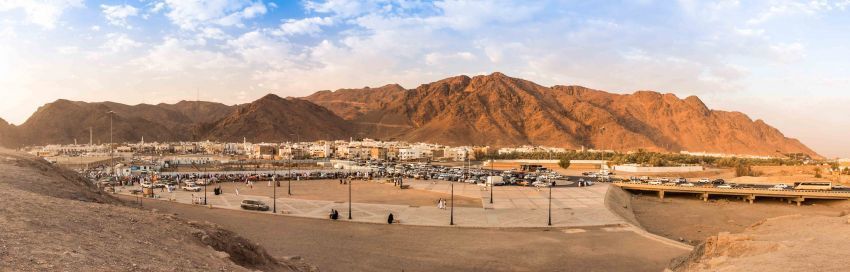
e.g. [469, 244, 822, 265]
[486, 176, 505, 186]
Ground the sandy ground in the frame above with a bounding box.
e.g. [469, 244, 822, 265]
[123, 195, 690, 272]
[673, 214, 850, 271]
[629, 193, 850, 244]
[0, 149, 310, 272]
[213, 179, 482, 208]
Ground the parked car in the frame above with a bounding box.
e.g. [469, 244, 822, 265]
[182, 182, 202, 192]
[648, 180, 662, 185]
[678, 182, 695, 187]
[768, 184, 788, 191]
[698, 178, 711, 184]
[716, 184, 732, 189]
[712, 179, 726, 185]
[240, 200, 270, 211]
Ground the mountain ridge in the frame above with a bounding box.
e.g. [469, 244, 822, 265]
[0, 73, 820, 158]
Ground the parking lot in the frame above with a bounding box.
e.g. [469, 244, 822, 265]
[119, 178, 627, 228]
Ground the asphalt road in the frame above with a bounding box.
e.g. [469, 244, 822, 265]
[123, 196, 688, 272]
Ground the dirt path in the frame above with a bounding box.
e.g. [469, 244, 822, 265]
[127, 196, 690, 272]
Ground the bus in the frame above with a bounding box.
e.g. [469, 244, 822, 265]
[793, 181, 832, 191]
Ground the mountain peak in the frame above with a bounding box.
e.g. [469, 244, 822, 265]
[258, 93, 284, 101]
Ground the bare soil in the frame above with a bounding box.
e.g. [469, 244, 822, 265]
[629, 192, 850, 245]
[0, 149, 313, 271]
[125, 195, 691, 272]
[215, 179, 482, 208]
[672, 214, 850, 271]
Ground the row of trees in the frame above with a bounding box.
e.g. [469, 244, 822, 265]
[476, 149, 806, 168]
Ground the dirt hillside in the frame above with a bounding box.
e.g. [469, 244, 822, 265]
[671, 214, 850, 271]
[0, 149, 315, 271]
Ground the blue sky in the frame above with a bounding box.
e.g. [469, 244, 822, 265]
[1, 0, 849, 157]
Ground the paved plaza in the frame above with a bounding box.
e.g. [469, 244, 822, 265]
[118, 180, 626, 228]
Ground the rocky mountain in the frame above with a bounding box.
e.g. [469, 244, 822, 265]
[2, 72, 819, 158]
[0, 118, 17, 147]
[305, 72, 818, 157]
[199, 94, 353, 142]
[14, 100, 180, 146]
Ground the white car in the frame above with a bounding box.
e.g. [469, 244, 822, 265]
[678, 183, 695, 187]
[659, 178, 670, 182]
[768, 185, 786, 191]
[182, 182, 202, 192]
[716, 184, 732, 189]
[648, 180, 662, 185]
[698, 178, 711, 184]
[532, 181, 550, 188]
[464, 179, 477, 184]
[774, 184, 790, 189]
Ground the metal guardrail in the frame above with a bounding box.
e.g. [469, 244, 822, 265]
[613, 182, 850, 198]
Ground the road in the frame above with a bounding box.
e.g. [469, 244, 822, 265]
[122, 195, 689, 272]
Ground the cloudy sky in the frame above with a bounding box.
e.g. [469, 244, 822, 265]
[1, 0, 849, 157]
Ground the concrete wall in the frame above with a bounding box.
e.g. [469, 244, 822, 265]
[613, 165, 704, 173]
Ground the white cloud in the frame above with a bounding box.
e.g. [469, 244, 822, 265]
[745, 0, 846, 25]
[227, 30, 294, 69]
[0, 0, 83, 29]
[424, 51, 475, 65]
[151, 2, 166, 13]
[133, 37, 239, 72]
[769, 42, 806, 63]
[101, 4, 139, 27]
[277, 16, 333, 36]
[162, 0, 267, 29]
[101, 33, 142, 53]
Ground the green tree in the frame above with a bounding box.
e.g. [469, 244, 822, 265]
[558, 157, 571, 169]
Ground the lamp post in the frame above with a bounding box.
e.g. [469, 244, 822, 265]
[273, 160, 277, 213]
[108, 111, 114, 189]
[600, 126, 606, 172]
[348, 170, 353, 220]
[450, 182, 454, 225]
[548, 182, 552, 226]
[490, 158, 494, 204]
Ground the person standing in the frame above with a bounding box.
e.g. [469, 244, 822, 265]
[387, 213, 394, 224]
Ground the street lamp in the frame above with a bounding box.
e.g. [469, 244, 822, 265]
[348, 170, 353, 220]
[288, 133, 300, 196]
[108, 111, 114, 188]
[490, 158, 494, 204]
[450, 182, 454, 225]
[548, 182, 552, 226]
[272, 159, 277, 213]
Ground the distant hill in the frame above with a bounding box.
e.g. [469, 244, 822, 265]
[306, 72, 819, 157]
[199, 94, 353, 142]
[1, 72, 820, 158]
[0, 118, 16, 147]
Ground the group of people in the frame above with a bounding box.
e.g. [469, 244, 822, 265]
[436, 198, 447, 209]
[329, 209, 340, 220]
